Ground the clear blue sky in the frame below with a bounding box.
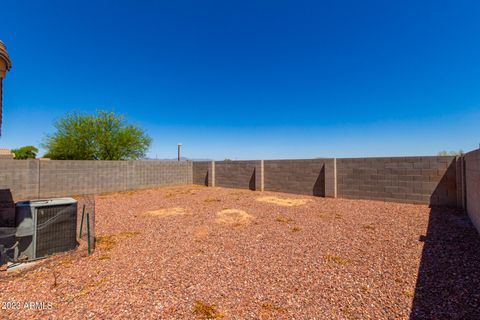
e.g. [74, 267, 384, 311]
[1, 0, 479, 159]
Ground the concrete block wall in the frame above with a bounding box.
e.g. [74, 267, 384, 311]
[0, 160, 39, 200]
[39, 160, 128, 198]
[0, 155, 467, 209]
[337, 156, 457, 206]
[263, 159, 335, 197]
[0, 160, 192, 200]
[126, 160, 192, 190]
[192, 161, 214, 186]
[215, 160, 260, 190]
[465, 149, 480, 232]
[193, 156, 459, 207]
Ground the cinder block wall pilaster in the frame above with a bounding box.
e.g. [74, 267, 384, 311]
[256, 160, 264, 191]
[208, 161, 215, 187]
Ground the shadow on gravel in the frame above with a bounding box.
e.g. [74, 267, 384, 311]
[410, 208, 480, 320]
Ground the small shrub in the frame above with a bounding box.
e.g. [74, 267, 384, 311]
[361, 286, 372, 294]
[204, 198, 221, 203]
[324, 254, 348, 265]
[259, 302, 286, 318]
[79, 278, 109, 296]
[193, 301, 224, 319]
[275, 215, 293, 223]
[96, 231, 139, 251]
[51, 269, 59, 289]
[404, 289, 414, 298]
[341, 307, 353, 317]
[96, 235, 117, 251]
[116, 231, 139, 238]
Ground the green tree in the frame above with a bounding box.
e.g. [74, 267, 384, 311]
[42, 111, 152, 160]
[12, 146, 38, 159]
[438, 150, 465, 156]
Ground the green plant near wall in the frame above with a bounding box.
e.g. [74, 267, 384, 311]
[12, 146, 38, 159]
[42, 110, 152, 160]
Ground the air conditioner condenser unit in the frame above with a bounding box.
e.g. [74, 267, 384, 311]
[15, 198, 78, 261]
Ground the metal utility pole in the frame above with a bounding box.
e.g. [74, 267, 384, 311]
[177, 143, 182, 161]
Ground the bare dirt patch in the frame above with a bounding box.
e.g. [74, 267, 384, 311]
[143, 207, 188, 218]
[216, 209, 254, 225]
[256, 196, 310, 207]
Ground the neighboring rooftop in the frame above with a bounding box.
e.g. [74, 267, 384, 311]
[0, 148, 14, 159]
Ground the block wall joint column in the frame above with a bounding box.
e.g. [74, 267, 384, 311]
[333, 158, 337, 198]
[256, 160, 264, 191]
[323, 158, 337, 198]
[209, 161, 216, 187]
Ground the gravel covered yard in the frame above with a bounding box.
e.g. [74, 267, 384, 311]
[1, 185, 479, 319]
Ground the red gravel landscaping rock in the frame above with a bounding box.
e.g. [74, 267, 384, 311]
[1, 185, 479, 319]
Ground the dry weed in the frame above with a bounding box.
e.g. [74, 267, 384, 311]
[275, 215, 293, 223]
[216, 209, 254, 225]
[256, 196, 310, 207]
[143, 207, 188, 218]
[193, 301, 224, 319]
[324, 254, 348, 265]
[96, 231, 139, 251]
